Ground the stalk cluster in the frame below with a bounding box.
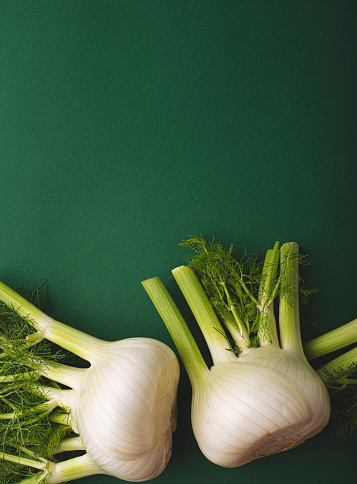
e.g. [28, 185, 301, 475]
[143, 238, 357, 467]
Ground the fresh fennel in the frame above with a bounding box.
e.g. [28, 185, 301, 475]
[0, 281, 179, 483]
[142, 238, 332, 467]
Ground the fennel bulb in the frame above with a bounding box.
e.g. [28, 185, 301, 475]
[0, 282, 179, 483]
[142, 239, 331, 467]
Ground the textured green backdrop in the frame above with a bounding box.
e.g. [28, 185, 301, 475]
[1, 1, 356, 483]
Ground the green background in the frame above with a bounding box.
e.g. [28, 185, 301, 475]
[1, 1, 356, 483]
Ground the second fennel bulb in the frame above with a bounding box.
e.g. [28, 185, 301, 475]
[142, 240, 330, 468]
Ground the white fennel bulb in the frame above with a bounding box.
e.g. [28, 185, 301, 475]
[0, 282, 179, 483]
[142, 240, 331, 468]
[236, 345, 330, 442]
[191, 360, 311, 467]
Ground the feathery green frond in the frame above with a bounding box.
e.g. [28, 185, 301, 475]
[0, 285, 73, 482]
[322, 362, 357, 439]
[180, 236, 263, 344]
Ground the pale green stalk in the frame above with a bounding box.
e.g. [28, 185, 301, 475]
[142, 276, 207, 384]
[40, 363, 86, 390]
[17, 478, 46, 484]
[171, 266, 236, 364]
[0, 371, 38, 383]
[304, 318, 357, 360]
[40, 321, 104, 363]
[221, 313, 249, 350]
[257, 242, 280, 346]
[0, 281, 103, 363]
[278, 243, 305, 358]
[15, 453, 103, 484]
[0, 399, 58, 421]
[47, 453, 103, 484]
[220, 281, 249, 342]
[54, 436, 85, 453]
[0, 281, 52, 330]
[1, 453, 47, 470]
[317, 346, 357, 376]
[48, 412, 71, 426]
[35, 385, 72, 410]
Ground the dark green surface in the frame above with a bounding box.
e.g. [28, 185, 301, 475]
[1, 1, 356, 483]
